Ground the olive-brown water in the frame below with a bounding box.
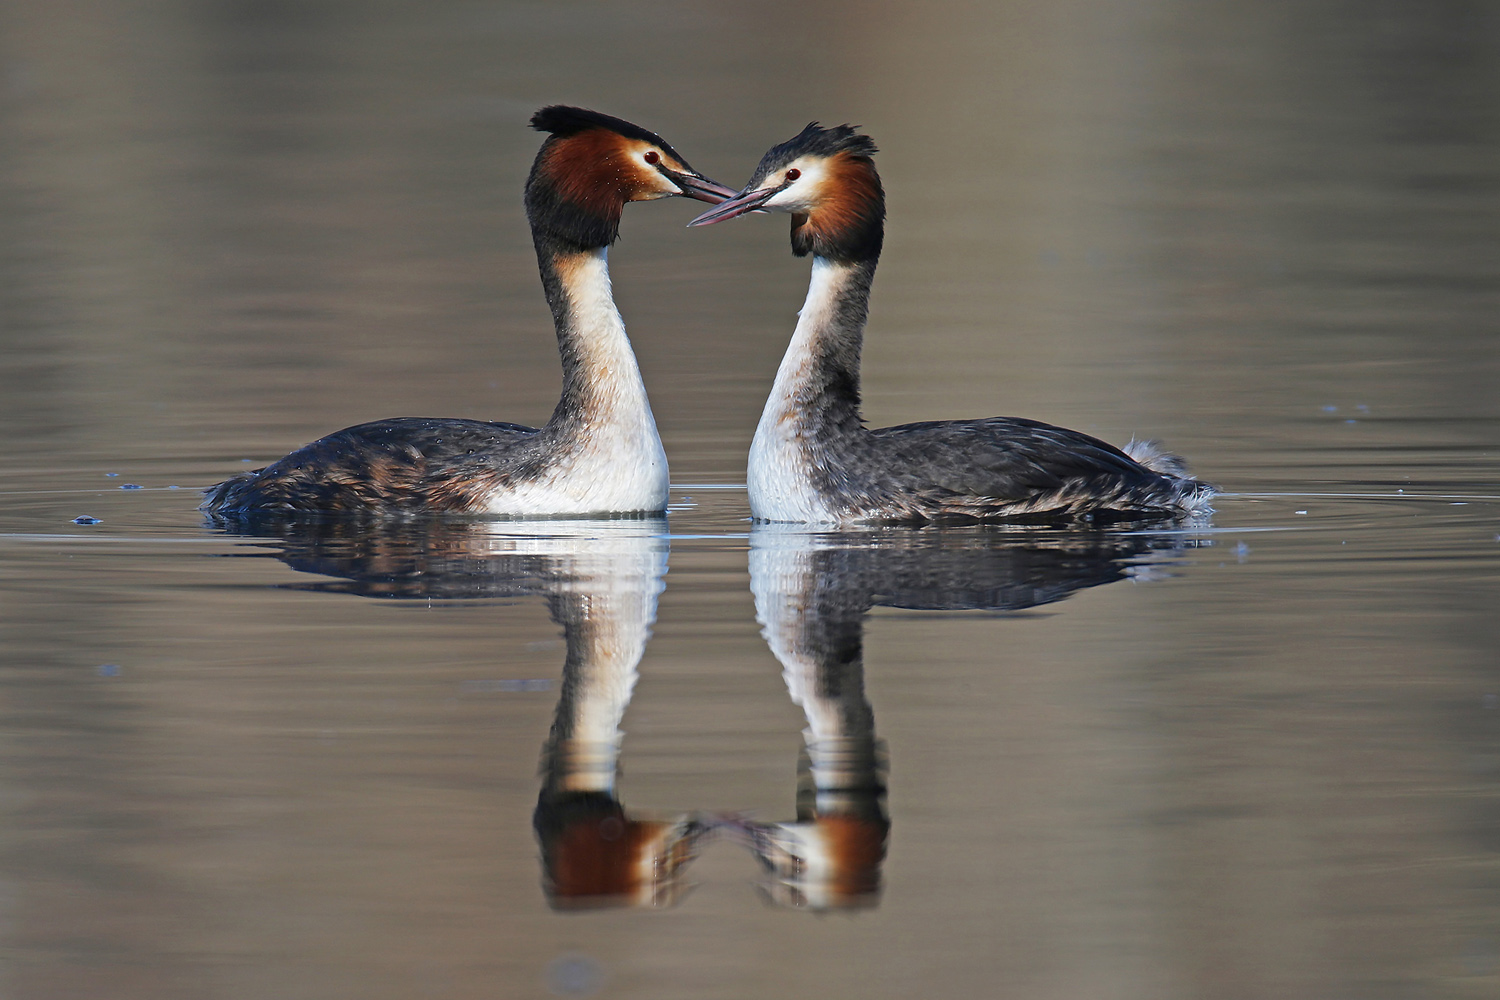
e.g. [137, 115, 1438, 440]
[2, 2, 1498, 998]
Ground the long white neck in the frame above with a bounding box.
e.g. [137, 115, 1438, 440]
[748, 257, 873, 522]
[548, 250, 651, 424]
[500, 248, 668, 515]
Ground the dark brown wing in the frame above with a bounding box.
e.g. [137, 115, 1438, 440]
[201, 417, 542, 514]
[868, 417, 1196, 520]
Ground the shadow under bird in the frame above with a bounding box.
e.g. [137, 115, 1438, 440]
[690, 123, 1215, 526]
[202, 107, 735, 517]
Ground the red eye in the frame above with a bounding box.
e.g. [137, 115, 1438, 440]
[644, 150, 660, 164]
[785, 168, 801, 181]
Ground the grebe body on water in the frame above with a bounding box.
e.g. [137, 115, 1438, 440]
[690, 124, 1214, 525]
[202, 107, 734, 517]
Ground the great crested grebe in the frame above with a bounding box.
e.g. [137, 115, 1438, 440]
[690, 124, 1214, 525]
[202, 107, 735, 517]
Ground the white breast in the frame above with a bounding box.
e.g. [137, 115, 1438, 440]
[483, 249, 670, 516]
[747, 258, 848, 524]
[748, 427, 838, 523]
[485, 424, 668, 516]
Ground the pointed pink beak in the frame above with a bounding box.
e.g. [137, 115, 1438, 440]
[687, 185, 777, 226]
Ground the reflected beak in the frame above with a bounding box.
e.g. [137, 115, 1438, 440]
[662, 168, 738, 204]
[686, 185, 778, 226]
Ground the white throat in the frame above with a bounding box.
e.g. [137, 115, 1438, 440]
[488, 248, 669, 515]
[747, 257, 853, 523]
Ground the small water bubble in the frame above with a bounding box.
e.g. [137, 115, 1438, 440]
[241, 458, 254, 463]
[97, 664, 121, 677]
[120, 484, 143, 490]
[105, 472, 119, 478]
[547, 955, 604, 996]
[1343, 418, 1357, 424]
[1356, 403, 1370, 413]
[1234, 541, 1250, 563]
[1295, 510, 1308, 515]
[1321, 404, 1338, 413]
[168, 485, 181, 490]
[72, 515, 102, 525]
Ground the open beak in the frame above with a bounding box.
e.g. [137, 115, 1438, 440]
[686, 185, 777, 227]
[663, 168, 738, 205]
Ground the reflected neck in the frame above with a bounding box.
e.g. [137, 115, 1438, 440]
[541, 590, 653, 795]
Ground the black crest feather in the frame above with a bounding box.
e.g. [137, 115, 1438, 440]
[741, 122, 884, 264]
[529, 106, 689, 164]
[746, 122, 878, 189]
[525, 106, 698, 252]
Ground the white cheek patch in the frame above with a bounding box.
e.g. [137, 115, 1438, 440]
[631, 166, 680, 201]
[621, 143, 681, 200]
[762, 188, 795, 210]
[764, 158, 829, 213]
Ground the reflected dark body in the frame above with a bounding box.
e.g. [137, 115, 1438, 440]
[210, 513, 600, 599]
[815, 528, 1164, 612]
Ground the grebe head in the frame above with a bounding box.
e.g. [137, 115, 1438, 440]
[688, 122, 884, 264]
[527, 106, 736, 251]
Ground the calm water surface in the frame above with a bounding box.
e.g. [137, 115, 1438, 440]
[2, 2, 1498, 998]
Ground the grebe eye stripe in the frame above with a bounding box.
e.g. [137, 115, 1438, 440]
[644, 150, 660, 164]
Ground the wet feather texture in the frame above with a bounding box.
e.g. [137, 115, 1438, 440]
[699, 124, 1214, 525]
[203, 107, 727, 517]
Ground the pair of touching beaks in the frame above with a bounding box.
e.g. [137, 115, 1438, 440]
[677, 163, 778, 227]
[687, 185, 774, 227]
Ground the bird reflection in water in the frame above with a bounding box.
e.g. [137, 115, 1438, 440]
[523, 521, 713, 910]
[211, 514, 713, 908]
[741, 523, 1192, 910]
[208, 514, 1195, 911]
